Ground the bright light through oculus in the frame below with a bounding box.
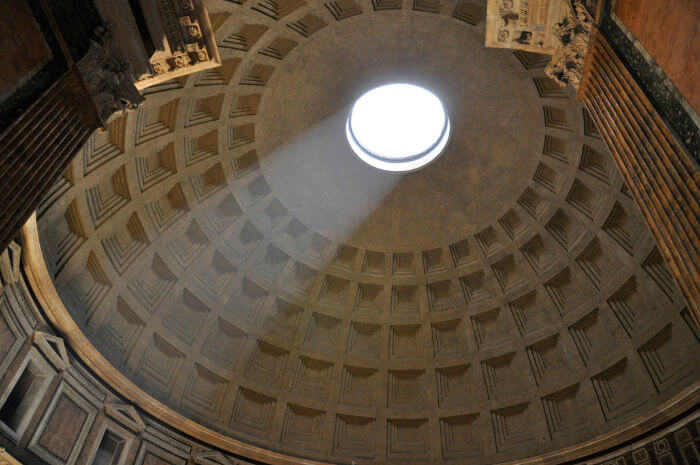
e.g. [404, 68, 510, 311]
[346, 83, 450, 172]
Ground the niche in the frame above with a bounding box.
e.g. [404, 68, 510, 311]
[0, 349, 54, 440]
[91, 429, 129, 465]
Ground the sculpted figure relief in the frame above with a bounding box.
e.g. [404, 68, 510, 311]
[545, 0, 592, 88]
[499, 0, 514, 11]
[77, 26, 144, 124]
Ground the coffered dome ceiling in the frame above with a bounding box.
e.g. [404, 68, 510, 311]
[35, 0, 698, 463]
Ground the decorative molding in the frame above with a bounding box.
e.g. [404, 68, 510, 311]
[485, 0, 570, 54]
[105, 404, 147, 432]
[0, 242, 21, 284]
[132, 0, 222, 90]
[33, 331, 70, 371]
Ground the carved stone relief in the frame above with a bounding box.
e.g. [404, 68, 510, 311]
[545, 0, 593, 88]
[486, 0, 592, 89]
[486, 0, 570, 53]
[136, 0, 220, 89]
[76, 27, 144, 124]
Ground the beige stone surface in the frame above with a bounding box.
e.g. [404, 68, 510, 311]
[34, 0, 699, 463]
[485, 0, 569, 53]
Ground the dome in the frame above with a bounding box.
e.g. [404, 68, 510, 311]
[33, 0, 697, 463]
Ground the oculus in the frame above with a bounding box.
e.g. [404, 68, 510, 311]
[346, 83, 451, 172]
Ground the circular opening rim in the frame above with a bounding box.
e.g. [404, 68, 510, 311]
[346, 83, 452, 173]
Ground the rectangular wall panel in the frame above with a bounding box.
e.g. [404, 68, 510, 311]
[28, 380, 98, 465]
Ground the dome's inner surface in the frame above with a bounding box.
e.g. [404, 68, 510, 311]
[35, 0, 698, 463]
[257, 10, 544, 249]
